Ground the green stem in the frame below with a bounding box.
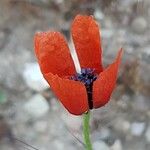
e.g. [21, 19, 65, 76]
[83, 111, 93, 150]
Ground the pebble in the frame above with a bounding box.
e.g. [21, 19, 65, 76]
[110, 140, 122, 150]
[55, 0, 64, 4]
[142, 46, 150, 64]
[24, 94, 49, 119]
[50, 98, 60, 111]
[145, 125, 150, 142]
[113, 118, 131, 134]
[34, 120, 48, 133]
[99, 128, 111, 140]
[94, 9, 104, 20]
[93, 141, 110, 150]
[53, 140, 65, 150]
[0, 31, 6, 49]
[130, 122, 145, 136]
[117, 94, 130, 109]
[132, 94, 149, 112]
[131, 17, 147, 34]
[101, 29, 114, 38]
[23, 63, 49, 91]
[62, 113, 82, 132]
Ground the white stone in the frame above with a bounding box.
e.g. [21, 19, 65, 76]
[53, 140, 64, 150]
[24, 94, 49, 119]
[133, 94, 149, 112]
[114, 118, 130, 133]
[99, 128, 111, 140]
[142, 46, 150, 63]
[131, 17, 147, 34]
[101, 29, 114, 38]
[34, 121, 48, 133]
[62, 113, 82, 131]
[23, 63, 48, 91]
[143, 47, 150, 56]
[131, 122, 145, 136]
[110, 140, 122, 150]
[93, 141, 110, 150]
[55, 0, 64, 4]
[145, 126, 150, 142]
[94, 9, 104, 20]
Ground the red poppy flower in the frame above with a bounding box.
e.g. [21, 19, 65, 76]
[34, 15, 123, 115]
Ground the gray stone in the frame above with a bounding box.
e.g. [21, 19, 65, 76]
[93, 127, 111, 141]
[145, 125, 150, 142]
[117, 94, 130, 109]
[139, 62, 150, 85]
[131, 17, 147, 34]
[62, 113, 82, 131]
[101, 29, 114, 38]
[0, 31, 7, 49]
[113, 118, 131, 134]
[34, 120, 48, 133]
[130, 122, 145, 136]
[133, 94, 150, 112]
[93, 141, 110, 150]
[53, 140, 65, 150]
[110, 140, 122, 150]
[55, 0, 64, 4]
[94, 9, 104, 20]
[23, 63, 49, 91]
[142, 46, 150, 64]
[24, 94, 49, 119]
[99, 128, 111, 140]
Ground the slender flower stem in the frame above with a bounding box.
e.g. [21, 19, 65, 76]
[83, 111, 93, 150]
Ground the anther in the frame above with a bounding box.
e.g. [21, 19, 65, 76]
[70, 68, 98, 109]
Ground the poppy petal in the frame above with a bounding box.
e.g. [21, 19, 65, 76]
[93, 49, 123, 108]
[34, 31, 76, 77]
[71, 15, 103, 73]
[44, 73, 89, 115]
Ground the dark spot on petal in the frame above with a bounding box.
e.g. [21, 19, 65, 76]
[70, 68, 98, 109]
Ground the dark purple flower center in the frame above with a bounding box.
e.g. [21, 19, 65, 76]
[70, 68, 98, 109]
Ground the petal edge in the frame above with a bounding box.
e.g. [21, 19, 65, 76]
[34, 31, 76, 77]
[71, 15, 103, 73]
[93, 49, 123, 108]
[44, 73, 89, 115]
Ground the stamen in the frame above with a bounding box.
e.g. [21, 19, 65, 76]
[70, 68, 98, 109]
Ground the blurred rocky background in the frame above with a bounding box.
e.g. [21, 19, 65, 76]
[0, 0, 150, 150]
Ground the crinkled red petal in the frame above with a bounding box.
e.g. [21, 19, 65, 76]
[34, 31, 76, 77]
[93, 49, 123, 108]
[71, 15, 103, 73]
[44, 73, 89, 115]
